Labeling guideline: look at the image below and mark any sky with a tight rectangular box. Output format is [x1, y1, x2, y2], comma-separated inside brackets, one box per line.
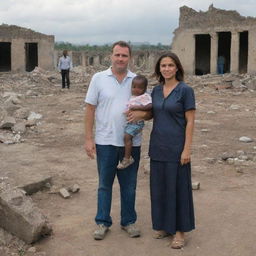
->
[0, 0, 255, 45]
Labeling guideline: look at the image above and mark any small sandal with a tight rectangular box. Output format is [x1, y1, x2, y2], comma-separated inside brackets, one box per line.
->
[153, 230, 170, 239]
[171, 237, 185, 249]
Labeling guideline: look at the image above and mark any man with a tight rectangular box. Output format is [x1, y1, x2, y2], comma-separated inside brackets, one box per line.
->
[84, 41, 141, 240]
[58, 50, 72, 89]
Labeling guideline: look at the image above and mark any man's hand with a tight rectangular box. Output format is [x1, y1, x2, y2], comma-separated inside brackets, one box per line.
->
[84, 138, 96, 159]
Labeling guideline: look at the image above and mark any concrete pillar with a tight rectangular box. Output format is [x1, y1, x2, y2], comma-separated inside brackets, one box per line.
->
[12, 39, 25, 72]
[248, 29, 256, 74]
[230, 31, 239, 73]
[81, 52, 87, 66]
[210, 33, 218, 74]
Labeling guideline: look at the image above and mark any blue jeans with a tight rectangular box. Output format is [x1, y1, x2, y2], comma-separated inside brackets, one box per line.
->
[95, 144, 141, 227]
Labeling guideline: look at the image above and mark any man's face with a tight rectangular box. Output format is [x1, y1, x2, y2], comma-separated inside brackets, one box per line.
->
[111, 45, 130, 73]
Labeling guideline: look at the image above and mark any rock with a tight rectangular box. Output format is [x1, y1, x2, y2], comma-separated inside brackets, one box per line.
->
[232, 79, 242, 88]
[3, 101, 20, 115]
[20, 176, 52, 195]
[230, 104, 240, 110]
[4, 95, 21, 105]
[192, 182, 200, 190]
[239, 136, 253, 143]
[27, 112, 42, 121]
[227, 158, 235, 164]
[0, 188, 52, 244]
[221, 152, 236, 161]
[0, 133, 21, 144]
[27, 247, 37, 253]
[14, 108, 30, 120]
[59, 188, 70, 199]
[0, 116, 16, 129]
[201, 129, 209, 133]
[12, 122, 26, 134]
[25, 119, 37, 127]
[69, 184, 80, 193]
[205, 157, 217, 164]
[238, 155, 249, 161]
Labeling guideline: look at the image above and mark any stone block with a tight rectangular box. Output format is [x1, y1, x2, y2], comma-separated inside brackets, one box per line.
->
[59, 188, 70, 199]
[0, 188, 52, 244]
[192, 182, 200, 190]
[20, 176, 52, 195]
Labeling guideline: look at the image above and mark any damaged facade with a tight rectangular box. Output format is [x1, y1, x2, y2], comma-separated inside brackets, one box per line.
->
[55, 49, 163, 72]
[172, 5, 256, 75]
[0, 24, 54, 72]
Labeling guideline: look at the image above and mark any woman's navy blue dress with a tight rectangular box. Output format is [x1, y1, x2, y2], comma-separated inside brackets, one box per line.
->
[149, 82, 196, 234]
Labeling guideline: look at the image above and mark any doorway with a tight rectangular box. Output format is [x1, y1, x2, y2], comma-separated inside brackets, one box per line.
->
[25, 43, 38, 72]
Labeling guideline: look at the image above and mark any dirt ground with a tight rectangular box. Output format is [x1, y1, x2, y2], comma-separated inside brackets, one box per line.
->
[1, 74, 256, 256]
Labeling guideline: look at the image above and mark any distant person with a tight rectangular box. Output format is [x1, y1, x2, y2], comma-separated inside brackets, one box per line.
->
[117, 75, 152, 169]
[217, 55, 225, 74]
[84, 41, 141, 240]
[58, 50, 72, 89]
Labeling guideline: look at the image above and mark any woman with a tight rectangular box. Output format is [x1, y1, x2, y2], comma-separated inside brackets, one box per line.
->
[149, 52, 196, 249]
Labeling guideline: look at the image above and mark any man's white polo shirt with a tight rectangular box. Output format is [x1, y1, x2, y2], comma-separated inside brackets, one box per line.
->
[85, 68, 141, 147]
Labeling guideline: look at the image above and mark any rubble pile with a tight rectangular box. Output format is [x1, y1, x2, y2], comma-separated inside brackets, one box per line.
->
[185, 73, 256, 91]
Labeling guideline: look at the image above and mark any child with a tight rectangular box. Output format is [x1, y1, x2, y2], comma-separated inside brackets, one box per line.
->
[117, 75, 152, 169]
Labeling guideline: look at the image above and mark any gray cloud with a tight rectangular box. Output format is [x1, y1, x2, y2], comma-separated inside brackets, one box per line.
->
[0, 0, 255, 44]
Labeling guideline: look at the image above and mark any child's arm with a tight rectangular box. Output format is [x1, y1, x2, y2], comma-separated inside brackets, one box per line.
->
[129, 103, 152, 111]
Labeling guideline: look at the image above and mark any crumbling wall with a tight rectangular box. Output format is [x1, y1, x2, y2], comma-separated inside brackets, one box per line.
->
[0, 24, 55, 72]
[172, 5, 256, 75]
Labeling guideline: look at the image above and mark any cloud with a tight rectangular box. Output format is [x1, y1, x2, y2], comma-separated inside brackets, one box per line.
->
[0, 0, 255, 44]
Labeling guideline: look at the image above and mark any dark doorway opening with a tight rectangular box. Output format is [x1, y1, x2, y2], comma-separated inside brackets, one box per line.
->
[195, 34, 211, 75]
[0, 42, 11, 71]
[239, 31, 248, 73]
[25, 43, 38, 72]
[217, 32, 231, 74]
[88, 56, 94, 65]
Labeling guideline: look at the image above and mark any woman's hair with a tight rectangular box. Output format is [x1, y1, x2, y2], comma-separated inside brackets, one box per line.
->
[154, 52, 184, 83]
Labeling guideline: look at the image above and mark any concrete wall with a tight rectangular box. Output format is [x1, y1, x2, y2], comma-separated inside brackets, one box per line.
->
[172, 5, 256, 75]
[54, 50, 166, 72]
[0, 24, 55, 72]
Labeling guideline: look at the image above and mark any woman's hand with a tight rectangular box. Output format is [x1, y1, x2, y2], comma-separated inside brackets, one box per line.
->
[180, 149, 191, 165]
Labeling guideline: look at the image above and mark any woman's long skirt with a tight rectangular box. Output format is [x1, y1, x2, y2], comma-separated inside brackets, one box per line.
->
[150, 160, 195, 234]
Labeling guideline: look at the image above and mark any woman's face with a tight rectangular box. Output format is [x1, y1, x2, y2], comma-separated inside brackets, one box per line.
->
[159, 57, 178, 80]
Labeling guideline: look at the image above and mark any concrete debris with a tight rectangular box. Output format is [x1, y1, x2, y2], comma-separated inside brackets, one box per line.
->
[20, 176, 52, 195]
[0, 132, 21, 144]
[27, 112, 42, 121]
[68, 184, 80, 193]
[12, 122, 26, 134]
[0, 116, 16, 129]
[192, 182, 200, 190]
[0, 187, 52, 244]
[59, 188, 71, 199]
[239, 136, 253, 143]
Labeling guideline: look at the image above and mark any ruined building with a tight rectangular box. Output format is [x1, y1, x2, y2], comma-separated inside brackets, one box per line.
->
[0, 24, 54, 72]
[172, 5, 256, 75]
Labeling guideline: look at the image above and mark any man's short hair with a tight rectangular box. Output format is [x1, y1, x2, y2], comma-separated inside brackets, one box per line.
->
[112, 41, 132, 56]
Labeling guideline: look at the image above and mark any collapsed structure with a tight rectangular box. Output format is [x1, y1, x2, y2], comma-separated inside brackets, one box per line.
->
[0, 24, 54, 72]
[172, 5, 256, 75]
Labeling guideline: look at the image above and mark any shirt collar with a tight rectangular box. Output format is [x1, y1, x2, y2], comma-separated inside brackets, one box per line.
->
[107, 67, 133, 78]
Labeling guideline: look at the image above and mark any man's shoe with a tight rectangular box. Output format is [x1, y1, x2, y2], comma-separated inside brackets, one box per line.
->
[93, 224, 109, 240]
[121, 223, 140, 238]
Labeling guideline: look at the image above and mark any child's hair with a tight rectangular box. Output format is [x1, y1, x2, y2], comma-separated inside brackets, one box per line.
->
[132, 75, 148, 89]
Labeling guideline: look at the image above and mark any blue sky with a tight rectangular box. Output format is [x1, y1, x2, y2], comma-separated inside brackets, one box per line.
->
[1, 0, 255, 45]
